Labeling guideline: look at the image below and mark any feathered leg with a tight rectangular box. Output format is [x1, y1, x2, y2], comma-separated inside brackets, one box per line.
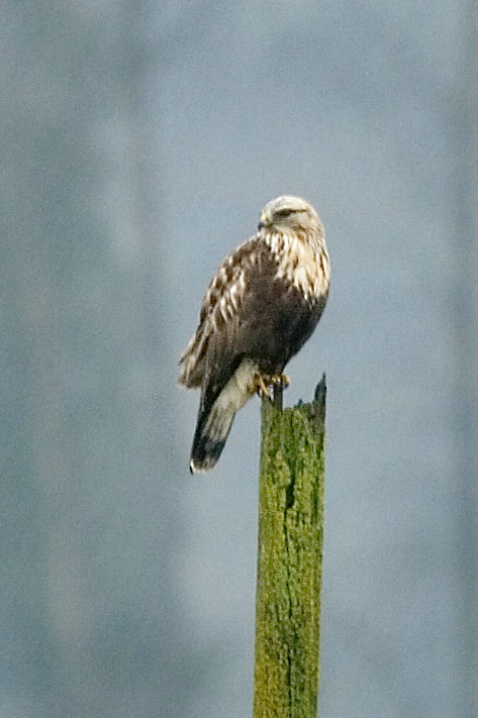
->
[189, 359, 258, 473]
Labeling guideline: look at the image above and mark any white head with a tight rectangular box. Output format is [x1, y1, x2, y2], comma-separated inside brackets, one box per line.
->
[258, 195, 324, 237]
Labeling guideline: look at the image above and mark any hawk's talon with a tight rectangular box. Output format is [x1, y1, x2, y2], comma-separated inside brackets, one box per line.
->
[270, 373, 290, 388]
[253, 373, 290, 399]
[253, 374, 271, 399]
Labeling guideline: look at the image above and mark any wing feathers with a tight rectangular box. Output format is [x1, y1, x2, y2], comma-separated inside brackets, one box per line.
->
[178, 237, 258, 389]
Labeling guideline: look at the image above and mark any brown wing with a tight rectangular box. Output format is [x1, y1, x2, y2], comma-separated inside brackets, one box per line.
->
[179, 235, 263, 390]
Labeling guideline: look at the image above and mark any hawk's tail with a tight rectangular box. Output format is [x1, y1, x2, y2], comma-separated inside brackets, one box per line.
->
[189, 397, 237, 474]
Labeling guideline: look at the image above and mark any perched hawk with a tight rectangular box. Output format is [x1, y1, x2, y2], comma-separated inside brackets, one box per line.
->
[179, 195, 330, 473]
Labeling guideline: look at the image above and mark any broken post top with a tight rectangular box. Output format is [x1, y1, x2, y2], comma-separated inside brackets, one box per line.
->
[270, 373, 327, 424]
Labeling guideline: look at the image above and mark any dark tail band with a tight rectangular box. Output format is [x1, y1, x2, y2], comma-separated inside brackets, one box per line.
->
[189, 399, 237, 474]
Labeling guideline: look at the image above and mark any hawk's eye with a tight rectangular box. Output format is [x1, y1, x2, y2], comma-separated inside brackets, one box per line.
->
[275, 208, 294, 218]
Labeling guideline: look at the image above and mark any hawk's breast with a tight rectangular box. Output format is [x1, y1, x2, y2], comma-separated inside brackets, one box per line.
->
[265, 231, 330, 302]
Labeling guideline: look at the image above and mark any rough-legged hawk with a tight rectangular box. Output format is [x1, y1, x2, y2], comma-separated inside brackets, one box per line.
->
[179, 195, 330, 473]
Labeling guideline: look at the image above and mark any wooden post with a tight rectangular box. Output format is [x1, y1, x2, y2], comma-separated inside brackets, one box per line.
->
[253, 376, 326, 718]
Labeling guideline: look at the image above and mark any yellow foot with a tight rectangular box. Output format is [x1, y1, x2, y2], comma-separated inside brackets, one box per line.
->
[270, 373, 291, 389]
[253, 373, 290, 399]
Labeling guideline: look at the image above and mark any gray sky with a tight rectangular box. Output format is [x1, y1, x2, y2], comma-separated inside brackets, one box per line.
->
[2, 2, 476, 717]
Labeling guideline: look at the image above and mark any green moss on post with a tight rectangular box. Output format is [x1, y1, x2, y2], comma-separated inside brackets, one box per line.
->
[253, 376, 326, 718]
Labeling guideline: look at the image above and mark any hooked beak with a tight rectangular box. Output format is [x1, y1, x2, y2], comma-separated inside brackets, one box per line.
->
[258, 210, 270, 230]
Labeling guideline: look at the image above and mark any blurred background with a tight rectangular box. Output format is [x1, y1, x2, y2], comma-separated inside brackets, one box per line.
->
[1, 1, 477, 716]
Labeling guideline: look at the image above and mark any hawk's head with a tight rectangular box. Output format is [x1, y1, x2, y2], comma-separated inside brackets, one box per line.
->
[258, 195, 323, 236]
